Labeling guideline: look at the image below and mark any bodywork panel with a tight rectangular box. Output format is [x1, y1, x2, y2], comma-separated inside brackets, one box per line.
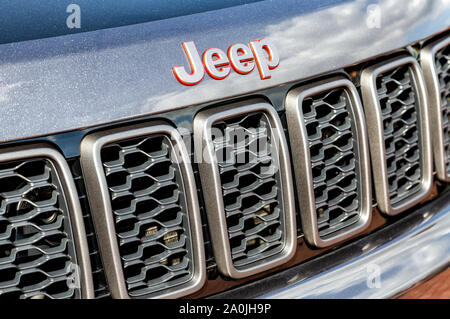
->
[0, 0, 449, 142]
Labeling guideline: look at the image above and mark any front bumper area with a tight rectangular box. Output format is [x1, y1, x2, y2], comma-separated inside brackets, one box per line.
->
[212, 189, 450, 298]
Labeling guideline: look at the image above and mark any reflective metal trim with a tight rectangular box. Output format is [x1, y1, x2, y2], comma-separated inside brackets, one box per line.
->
[360, 55, 433, 216]
[193, 99, 297, 279]
[213, 188, 450, 299]
[421, 36, 450, 182]
[0, 143, 95, 299]
[285, 77, 372, 248]
[79, 122, 206, 299]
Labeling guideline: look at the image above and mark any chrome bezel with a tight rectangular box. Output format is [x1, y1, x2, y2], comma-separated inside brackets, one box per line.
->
[0, 143, 95, 299]
[360, 55, 433, 216]
[285, 76, 372, 248]
[421, 36, 450, 182]
[80, 122, 206, 299]
[193, 99, 297, 279]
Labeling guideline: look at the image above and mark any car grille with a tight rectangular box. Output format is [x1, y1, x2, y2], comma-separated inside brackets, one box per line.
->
[194, 100, 297, 278]
[303, 88, 360, 236]
[421, 36, 450, 182]
[434, 45, 450, 173]
[361, 55, 432, 216]
[80, 122, 205, 299]
[2, 32, 447, 298]
[0, 156, 79, 298]
[376, 65, 423, 203]
[100, 134, 194, 297]
[285, 77, 372, 247]
[213, 112, 285, 266]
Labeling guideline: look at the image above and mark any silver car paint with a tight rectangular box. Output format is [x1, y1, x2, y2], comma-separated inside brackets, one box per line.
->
[0, 0, 449, 142]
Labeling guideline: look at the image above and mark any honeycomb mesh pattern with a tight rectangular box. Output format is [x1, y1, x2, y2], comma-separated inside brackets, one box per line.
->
[212, 112, 285, 268]
[376, 65, 422, 204]
[302, 88, 360, 237]
[435, 45, 450, 173]
[101, 134, 193, 298]
[0, 158, 79, 299]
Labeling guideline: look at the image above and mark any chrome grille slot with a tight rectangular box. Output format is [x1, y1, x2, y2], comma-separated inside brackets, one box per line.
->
[102, 135, 193, 297]
[80, 122, 205, 299]
[286, 77, 372, 248]
[303, 89, 360, 236]
[376, 65, 422, 203]
[361, 55, 432, 216]
[435, 45, 450, 173]
[194, 100, 296, 279]
[213, 113, 284, 267]
[421, 36, 450, 182]
[0, 145, 92, 299]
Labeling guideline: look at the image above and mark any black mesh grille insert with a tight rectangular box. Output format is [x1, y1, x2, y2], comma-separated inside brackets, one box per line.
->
[100, 134, 194, 297]
[212, 112, 285, 268]
[0, 158, 79, 299]
[376, 65, 422, 204]
[435, 45, 450, 173]
[301, 88, 360, 237]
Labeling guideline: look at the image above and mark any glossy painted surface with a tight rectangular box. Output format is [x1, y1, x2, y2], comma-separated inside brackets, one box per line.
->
[0, 0, 262, 44]
[213, 190, 450, 299]
[0, 0, 449, 142]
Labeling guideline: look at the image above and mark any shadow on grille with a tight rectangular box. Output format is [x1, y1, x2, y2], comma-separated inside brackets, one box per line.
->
[376, 65, 422, 204]
[435, 45, 450, 173]
[0, 158, 78, 299]
[101, 134, 193, 297]
[302, 88, 360, 237]
[212, 112, 284, 268]
[68, 159, 110, 298]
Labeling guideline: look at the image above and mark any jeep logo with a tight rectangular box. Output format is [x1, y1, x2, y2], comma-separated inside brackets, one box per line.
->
[172, 39, 280, 86]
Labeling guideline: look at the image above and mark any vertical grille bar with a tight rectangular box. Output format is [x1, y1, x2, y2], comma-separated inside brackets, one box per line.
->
[193, 99, 297, 279]
[80, 122, 205, 299]
[361, 55, 433, 216]
[285, 77, 372, 248]
[421, 36, 450, 182]
[68, 158, 110, 298]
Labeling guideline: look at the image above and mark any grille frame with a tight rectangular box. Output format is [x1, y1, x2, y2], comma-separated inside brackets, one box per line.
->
[0, 143, 94, 299]
[193, 99, 297, 279]
[79, 122, 206, 299]
[421, 36, 450, 182]
[360, 55, 433, 216]
[285, 76, 372, 248]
